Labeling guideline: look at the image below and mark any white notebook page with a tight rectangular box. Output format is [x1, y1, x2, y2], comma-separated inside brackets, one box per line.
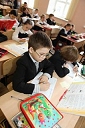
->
[32, 72, 57, 100]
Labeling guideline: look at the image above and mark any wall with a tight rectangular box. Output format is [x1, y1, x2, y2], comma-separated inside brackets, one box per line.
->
[71, 0, 85, 33]
[34, 0, 85, 33]
[34, 0, 49, 15]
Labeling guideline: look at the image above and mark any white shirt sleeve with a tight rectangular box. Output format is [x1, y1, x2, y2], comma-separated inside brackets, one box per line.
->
[12, 27, 20, 42]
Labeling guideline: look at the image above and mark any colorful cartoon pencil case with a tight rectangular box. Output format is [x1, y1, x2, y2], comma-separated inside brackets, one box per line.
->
[20, 93, 63, 128]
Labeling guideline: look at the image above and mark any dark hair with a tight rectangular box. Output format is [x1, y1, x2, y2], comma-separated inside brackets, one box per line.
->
[23, 19, 33, 25]
[22, 7, 29, 12]
[64, 23, 72, 28]
[28, 31, 52, 50]
[9, 10, 18, 17]
[24, 2, 27, 4]
[60, 46, 79, 62]
[49, 14, 54, 18]
[41, 14, 46, 19]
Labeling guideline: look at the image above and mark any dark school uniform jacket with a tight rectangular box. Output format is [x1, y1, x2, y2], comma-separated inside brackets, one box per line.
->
[49, 50, 78, 78]
[46, 18, 56, 25]
[12, 52, 54, 94]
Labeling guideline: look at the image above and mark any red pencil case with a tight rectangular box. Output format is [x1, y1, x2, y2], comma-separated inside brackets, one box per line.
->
[20, 93, 63, 128]
[0, 48, 8, 58]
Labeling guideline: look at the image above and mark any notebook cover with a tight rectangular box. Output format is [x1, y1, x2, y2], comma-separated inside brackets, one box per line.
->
[20, 93, 63, 128]
[0, 48, 8, 57]
[0, 19, 16, 30]
[11, 112, 31, 128]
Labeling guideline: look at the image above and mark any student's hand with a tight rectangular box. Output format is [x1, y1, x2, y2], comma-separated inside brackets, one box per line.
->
[73, 65, 78, 72]
[63, 63, 69, 68]
[39, 75, 49, 84]
[39, 82, 50, 91]
[19, 38, 26, 43]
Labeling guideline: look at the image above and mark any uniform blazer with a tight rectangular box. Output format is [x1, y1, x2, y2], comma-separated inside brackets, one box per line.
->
[12, 52, 54, 94]
[49, 50, 78, 77]
[52, 28, 71, 47]
[49, 50, 70, 77]
[46, 18, 56, 25]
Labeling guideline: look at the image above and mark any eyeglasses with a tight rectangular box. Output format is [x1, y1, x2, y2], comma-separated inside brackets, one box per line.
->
[35, 51, 49, 58]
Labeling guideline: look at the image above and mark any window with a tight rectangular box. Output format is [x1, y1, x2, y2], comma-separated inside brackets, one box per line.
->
[47, 0, 72, 19]
[22, 0, 35, 8]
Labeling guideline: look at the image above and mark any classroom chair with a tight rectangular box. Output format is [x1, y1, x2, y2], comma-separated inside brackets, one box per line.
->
[3, 29, 14, 40]
[2, 56, 21, 87]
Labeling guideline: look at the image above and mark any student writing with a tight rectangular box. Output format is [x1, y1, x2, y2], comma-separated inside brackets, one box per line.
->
[49, 46, 79, 78]
[12, 19, 33, 43]
[12, 31, 54, 94]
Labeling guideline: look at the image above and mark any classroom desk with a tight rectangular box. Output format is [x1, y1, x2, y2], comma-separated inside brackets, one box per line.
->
[0, 72, 80, 128]
[61, 35, 85, 49]
[44, 25, 61, 37]
[0, 40, 21, 78]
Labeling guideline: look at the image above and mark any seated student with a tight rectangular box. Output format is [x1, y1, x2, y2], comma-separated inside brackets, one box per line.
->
[46, 14, 56, 25]
[3, 10, 19, 29]
[52, 23, 72, 47]
[32, 8, 40, 19]
[36, 14, 48, 26]
[20, 7, 31, 18]
[69, 24, 78, 35]
[12, 31, 54, 94]
[49, 46, 79, 78]
[19, 2, 28, 12]
[12, 19, 33, 43]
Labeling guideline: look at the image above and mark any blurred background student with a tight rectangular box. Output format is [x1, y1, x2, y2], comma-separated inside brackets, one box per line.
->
[32, 8, 40, 19]
[12, 19, 33, 43]
[52, 23, 72, 47]
[3, 9, 19, 29]
[46, 14, 56, 25]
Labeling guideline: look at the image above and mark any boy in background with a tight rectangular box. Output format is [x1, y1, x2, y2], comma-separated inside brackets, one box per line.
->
[12, 31, 54, 94]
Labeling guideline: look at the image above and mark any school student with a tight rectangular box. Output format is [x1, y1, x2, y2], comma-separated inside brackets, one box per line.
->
[69, 24, 78, 35]
[12, 19, 33, 43]
[12, 31, 54, 94]
[20, 7, 31, 18]
[36, 14, 48, 26]
[46, 14, 56, 25]
[32, 9, 40, 19]
[52, 23, 72, 47]
[3, 10, 19, 29]
[49, 46, 79, 78]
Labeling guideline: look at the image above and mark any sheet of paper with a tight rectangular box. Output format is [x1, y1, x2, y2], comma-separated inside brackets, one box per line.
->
[4, 42, 28, 56]
[67, 63, 83, 78]
[60, 81, 70, 89]
[32, 72, 57, 100]
[57, 82, 85, 116]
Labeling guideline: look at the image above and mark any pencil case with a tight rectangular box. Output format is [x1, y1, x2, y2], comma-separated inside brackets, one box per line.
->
[20, 93, 63, 128]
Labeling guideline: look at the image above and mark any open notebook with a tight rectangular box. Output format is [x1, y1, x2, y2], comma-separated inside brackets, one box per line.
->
[4, 42, 28, 56]
[31, 72, 57, 100]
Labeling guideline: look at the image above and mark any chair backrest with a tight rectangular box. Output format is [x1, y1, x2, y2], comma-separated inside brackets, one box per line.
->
[3, 29, 14, 40]
[2, 56, 21, 76]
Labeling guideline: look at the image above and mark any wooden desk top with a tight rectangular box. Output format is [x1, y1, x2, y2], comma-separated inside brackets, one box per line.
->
[0, 40, 17, 62]
[0, 72, 80, 128]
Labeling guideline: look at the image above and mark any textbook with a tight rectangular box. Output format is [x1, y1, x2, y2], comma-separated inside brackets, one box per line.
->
[11, 112, 62, 128]
[57, 82, 85, 116]
[20, 93, 63, 128]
